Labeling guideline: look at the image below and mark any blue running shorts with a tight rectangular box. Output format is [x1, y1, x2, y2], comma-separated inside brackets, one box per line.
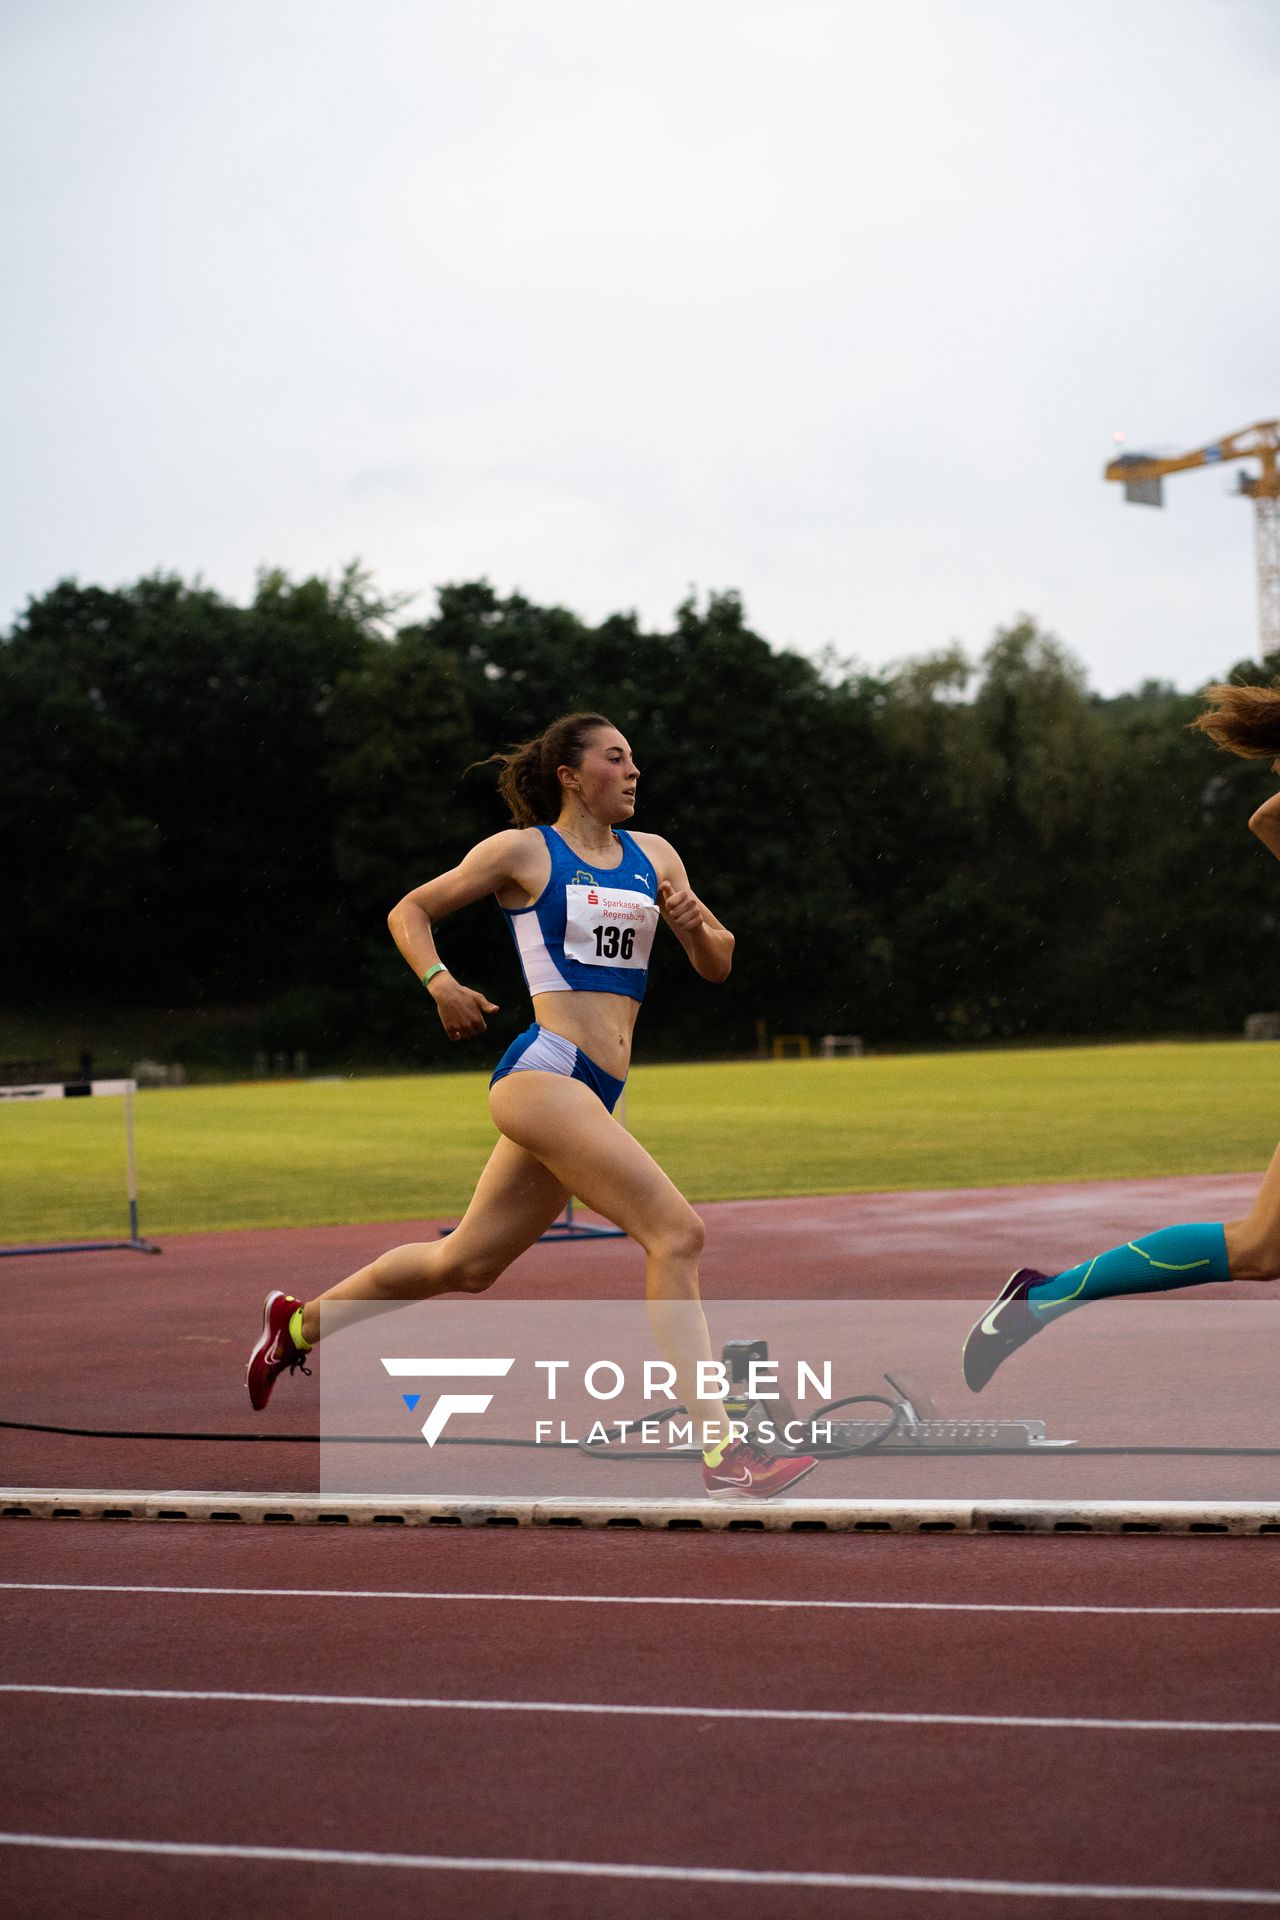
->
[489, 1023, 626, 1115]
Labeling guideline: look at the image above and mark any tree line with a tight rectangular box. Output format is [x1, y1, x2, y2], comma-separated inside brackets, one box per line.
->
[3, 565, 1277, 1068]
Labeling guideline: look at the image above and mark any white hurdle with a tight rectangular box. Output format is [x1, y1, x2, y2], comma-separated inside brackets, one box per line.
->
[0, 1078, 161, 1258]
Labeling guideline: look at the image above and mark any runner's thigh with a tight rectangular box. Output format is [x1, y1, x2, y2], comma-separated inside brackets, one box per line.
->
[489, 1072, 698, 1247]
[442, 1133, 571, 1284]
[1227, 1135, 1280, 1278]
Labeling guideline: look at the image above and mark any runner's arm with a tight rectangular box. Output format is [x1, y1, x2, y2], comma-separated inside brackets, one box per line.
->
[1248, 789, 1280, 864]
[640, 836, 734, 983]
[387, 831, 533, 1037]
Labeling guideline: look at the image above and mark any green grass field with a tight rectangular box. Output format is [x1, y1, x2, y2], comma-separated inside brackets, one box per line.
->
[2, 1042, 1276, 1242]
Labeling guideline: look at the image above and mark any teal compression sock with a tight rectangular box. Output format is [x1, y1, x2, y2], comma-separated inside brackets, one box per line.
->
[1027, 1223, 1230, 1322]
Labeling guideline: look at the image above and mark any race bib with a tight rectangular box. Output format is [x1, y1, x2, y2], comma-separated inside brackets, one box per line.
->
[564, 883, 659, 970]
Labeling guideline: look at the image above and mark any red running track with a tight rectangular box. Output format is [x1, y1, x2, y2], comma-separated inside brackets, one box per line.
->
[1, 1520, 1279, 1919]
[2, 1177, 1278, 1914]
[1, 1174, 1273, 1497]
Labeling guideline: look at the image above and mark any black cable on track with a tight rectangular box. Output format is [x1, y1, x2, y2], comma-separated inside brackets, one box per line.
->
[4, 1414, 1279, 1458]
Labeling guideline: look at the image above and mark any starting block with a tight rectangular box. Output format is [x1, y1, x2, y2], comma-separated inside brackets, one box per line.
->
[721, 1341, 1074, 1456]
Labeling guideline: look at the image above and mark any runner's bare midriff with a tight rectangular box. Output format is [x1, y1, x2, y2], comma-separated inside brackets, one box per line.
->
[531, 989, 639, 1080]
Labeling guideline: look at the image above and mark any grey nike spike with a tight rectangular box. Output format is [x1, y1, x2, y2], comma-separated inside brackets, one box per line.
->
[961, 1269, 1048, 1394]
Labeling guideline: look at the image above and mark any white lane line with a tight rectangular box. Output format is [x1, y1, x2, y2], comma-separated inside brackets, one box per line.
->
[1, 1581, 1277, 1616]
[0, 1832, 1276, 1904]
[1, 1682, 1276, 1736]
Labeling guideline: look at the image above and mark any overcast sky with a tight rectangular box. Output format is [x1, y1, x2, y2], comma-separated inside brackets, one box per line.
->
[2, 0, 1276, 694]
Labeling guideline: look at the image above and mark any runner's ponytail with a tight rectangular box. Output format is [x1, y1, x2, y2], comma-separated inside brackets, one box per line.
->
[472, 712, 616, 826]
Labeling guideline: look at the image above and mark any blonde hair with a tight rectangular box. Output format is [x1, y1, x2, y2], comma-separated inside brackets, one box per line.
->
[1190, 680, 1280, 760]
[472, 712, 616, 826]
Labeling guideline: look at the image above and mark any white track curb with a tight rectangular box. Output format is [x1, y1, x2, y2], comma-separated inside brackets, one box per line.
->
[2, 1489, 1279, 1533]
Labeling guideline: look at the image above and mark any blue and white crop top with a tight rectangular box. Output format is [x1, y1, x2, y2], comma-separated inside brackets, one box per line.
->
[502, 824, 661, 1003]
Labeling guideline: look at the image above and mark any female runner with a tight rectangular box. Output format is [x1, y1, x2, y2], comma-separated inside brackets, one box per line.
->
[963, 679, 1280, 1390]
[247, 710, 816, 1498]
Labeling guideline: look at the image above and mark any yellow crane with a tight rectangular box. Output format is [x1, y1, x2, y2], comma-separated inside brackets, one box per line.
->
[1103, 420, 1280, 661]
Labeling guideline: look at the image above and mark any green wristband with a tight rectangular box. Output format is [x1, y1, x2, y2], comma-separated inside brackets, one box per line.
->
[422, 964, 449, 990]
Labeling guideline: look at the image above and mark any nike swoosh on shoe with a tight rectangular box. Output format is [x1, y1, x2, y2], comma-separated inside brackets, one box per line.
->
[962, 1269, 1047, 1394]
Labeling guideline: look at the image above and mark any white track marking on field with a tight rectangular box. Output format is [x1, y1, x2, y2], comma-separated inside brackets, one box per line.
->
[1, 1682, 1276, 1736]
[1, 1580, 1278, 1615]
[0, 1833, 1276, 1905]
